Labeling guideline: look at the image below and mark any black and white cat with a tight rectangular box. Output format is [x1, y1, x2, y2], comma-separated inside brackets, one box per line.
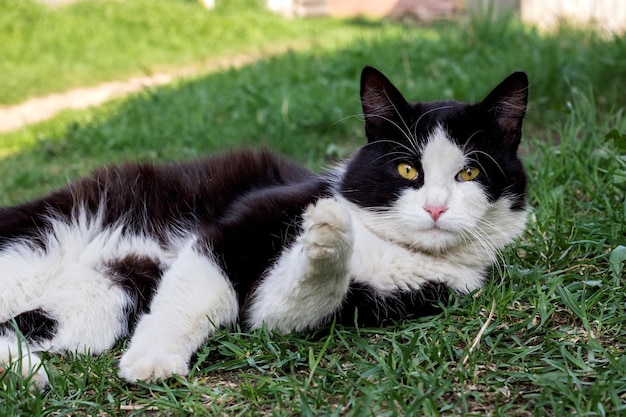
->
[0, 66, 528, 389]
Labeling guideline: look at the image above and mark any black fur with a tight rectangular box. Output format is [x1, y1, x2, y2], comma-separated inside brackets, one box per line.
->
[0, 309, 58, 344]
[335, 282, 450, 327]
[203, 177, 334, 307]
[106, 254, 165, 333]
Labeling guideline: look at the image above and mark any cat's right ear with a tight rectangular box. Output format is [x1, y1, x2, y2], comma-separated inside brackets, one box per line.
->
[480, 71, 529, 149]
[360, 66, 410, 142]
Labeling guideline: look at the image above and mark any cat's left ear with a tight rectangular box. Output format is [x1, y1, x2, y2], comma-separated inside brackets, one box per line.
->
[480, 71, 529, 148]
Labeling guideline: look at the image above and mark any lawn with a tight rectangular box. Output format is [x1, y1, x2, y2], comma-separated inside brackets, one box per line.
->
[1, 1, 626, 416]
[0, 0, 365, 105]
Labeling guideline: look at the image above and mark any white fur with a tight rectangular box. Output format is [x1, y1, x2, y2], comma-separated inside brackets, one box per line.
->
[0, 333, 48, 391]
[0, 207, 177, 385]
[245, 198, 353, 333]
[0, 206, 238, 385]
[118, 239, 238, 382]
[346, 205, 484, 293]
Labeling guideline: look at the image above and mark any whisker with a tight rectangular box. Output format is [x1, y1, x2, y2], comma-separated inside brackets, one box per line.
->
[360, 137, 420, 161]
[465, 149, 506, 178]
[363, 113, 415, 147]
[413, 105, 454, 135]
[330, 113, 363, 126]
[381, 88, 413, 144]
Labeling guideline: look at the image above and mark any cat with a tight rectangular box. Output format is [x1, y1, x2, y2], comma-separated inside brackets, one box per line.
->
[0, 66, 529, 390]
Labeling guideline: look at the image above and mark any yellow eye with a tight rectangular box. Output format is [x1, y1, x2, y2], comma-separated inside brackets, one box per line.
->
[397, 163, 419, 180]
[458, 166, 481, 181]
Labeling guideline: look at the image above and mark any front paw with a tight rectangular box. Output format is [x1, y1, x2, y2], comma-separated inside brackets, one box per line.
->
[118, 347, 188, 383]
[301, 198, 353, 261]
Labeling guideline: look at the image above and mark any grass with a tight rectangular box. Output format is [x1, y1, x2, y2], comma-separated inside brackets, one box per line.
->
[0, 0, 366, 105]
[1, 3, 626, 416]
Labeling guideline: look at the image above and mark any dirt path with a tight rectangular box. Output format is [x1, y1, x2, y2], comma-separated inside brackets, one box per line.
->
[0, 71, 188, 133]
[0, 47, 294, 133]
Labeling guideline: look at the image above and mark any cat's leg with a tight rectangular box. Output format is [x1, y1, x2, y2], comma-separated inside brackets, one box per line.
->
[0, 337, 47, 391]
[0, 269, 126, 391]
[0, 227, 137, 390]
[0, 311, 52, 391]
[245, 198, 353, 333]
[0, 283, 129, 391]
[118, 239, 238, 383]
[0, 244, 58, 390]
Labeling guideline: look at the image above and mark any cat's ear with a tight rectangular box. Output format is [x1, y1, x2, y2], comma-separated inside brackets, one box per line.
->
[480, 71, 528, 147]
[360, 66, 411, 142]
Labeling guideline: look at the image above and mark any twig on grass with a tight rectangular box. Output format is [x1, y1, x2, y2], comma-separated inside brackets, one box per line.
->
[462, 299, 497, 367]
[118, 405, 159, 412]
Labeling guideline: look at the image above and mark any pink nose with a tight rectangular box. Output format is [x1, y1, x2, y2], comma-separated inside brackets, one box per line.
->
[424, 205, 447, 221]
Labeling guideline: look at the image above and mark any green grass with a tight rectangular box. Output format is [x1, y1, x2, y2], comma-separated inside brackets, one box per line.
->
[1, 8, 626, 417]
[0, 0, 366, 105]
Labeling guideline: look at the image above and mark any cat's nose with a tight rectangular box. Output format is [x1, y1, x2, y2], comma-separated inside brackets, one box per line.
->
[424, 205, 447, 221]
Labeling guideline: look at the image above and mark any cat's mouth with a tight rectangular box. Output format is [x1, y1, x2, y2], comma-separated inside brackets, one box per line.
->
[424, 221, 453, 234]
[415, 224, 464, 253]
[425, 226, 451, 241]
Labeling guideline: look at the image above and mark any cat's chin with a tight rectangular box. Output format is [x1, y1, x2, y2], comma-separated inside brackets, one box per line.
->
[411, 227, 464, 254]
[374, 224, 463, 255]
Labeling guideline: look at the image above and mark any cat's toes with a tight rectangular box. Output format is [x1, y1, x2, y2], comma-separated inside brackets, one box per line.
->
[27, 364, 49, 392]
[304, 198, 352, 232]
[118, 348, 189, 383]
[302, 198, 353, 260]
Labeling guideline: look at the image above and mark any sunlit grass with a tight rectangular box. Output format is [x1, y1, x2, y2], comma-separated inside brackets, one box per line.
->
[0, 0, 370, 105]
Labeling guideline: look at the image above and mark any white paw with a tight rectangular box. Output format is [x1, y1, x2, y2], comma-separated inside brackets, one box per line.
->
[301, 198, 353, 260]
[118, 347, 189, 383]
[0, 352, 49, 391]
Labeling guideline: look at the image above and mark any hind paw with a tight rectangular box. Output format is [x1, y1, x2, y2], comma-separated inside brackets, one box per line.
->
[0, 353, 49, 391]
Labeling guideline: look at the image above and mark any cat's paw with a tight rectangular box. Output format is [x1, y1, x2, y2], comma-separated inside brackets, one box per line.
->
[118, 348, 188, 383]
[301, 198, 353, 261]
[0, 352, 49, 391]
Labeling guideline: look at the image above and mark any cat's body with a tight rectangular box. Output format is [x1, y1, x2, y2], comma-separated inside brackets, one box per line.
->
[0, 67, 529, 389]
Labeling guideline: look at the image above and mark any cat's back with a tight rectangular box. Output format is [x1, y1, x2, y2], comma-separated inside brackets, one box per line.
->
[76, 148, 315, 222]
[0, 149, 315, 245]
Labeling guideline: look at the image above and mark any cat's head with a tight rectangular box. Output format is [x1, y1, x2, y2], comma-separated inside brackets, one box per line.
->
[339, 66, 528, 259]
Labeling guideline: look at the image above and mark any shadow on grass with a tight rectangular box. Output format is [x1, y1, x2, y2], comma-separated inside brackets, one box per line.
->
[0, 20, 625, 204]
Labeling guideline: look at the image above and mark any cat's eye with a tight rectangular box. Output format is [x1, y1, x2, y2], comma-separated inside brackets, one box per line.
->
[457, 166, 481, 181]
[397, 163, 419, 180]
